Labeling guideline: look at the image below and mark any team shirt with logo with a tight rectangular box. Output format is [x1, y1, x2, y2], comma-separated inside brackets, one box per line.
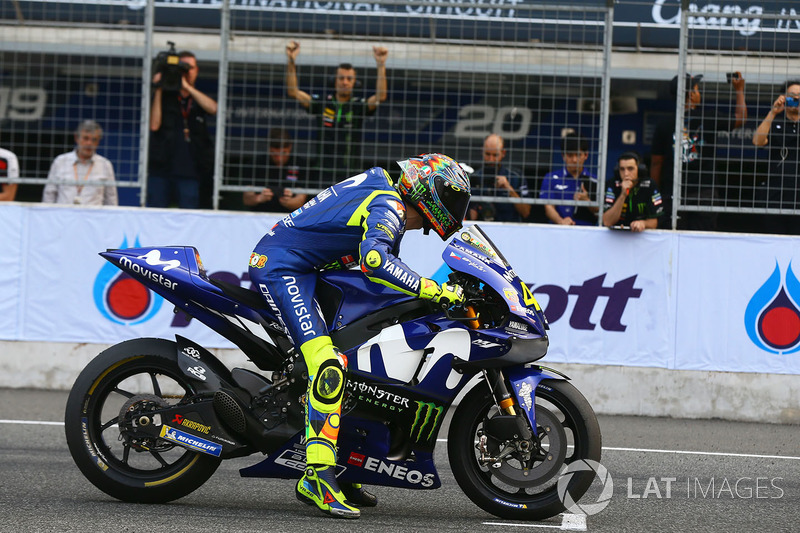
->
[604, 178, 664, 225]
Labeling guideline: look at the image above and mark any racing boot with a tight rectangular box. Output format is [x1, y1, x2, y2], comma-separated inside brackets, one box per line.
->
[341, 482, 378, 508]
[296, 464, 360, 519]
[296, 337, 359, 518]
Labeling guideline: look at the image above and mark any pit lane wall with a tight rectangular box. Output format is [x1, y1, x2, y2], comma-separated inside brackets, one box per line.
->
[1, 203, 798, 423]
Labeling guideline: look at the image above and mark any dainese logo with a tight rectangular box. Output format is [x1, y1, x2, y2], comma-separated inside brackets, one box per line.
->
[745, 262, 800, 354]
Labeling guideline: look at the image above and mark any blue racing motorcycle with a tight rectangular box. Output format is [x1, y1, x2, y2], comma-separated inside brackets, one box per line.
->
[65, 225, 601, 520]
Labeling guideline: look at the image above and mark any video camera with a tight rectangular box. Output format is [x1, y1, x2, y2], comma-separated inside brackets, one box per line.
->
[152, 41, 190, 92]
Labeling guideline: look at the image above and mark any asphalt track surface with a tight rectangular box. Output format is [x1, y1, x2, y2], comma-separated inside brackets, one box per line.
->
[1, 388, 798, 533]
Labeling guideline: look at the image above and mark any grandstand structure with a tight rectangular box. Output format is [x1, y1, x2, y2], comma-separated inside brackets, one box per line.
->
[1, 0, 799, 229]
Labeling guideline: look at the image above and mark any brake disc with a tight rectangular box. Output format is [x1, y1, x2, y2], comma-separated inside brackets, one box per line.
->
[488, 406, 568, 487]
[118, 394, 172, 451]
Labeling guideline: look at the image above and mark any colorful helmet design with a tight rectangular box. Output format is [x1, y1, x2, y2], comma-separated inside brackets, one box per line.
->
[396, 153, 471, 240]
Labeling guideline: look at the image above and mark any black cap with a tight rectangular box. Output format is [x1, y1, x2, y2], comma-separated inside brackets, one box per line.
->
[561, 132, 588, 154]
[670, 73, 703, 97]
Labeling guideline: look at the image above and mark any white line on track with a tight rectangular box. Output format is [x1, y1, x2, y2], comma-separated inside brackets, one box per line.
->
[0, 419, 64, 426]
[485, 514, 587, 530]
[435, 438, 800, 461]
[4, 421, 799, 462]
[602, 446, 800, 461]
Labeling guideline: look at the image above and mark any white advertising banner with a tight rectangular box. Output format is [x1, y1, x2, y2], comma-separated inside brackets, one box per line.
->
[675, 232, 800, 374]
[497, 225, 675, 369]
[0, 204, 23, 338]
[18, 205, 282, 347]
[2, 204, 799, 375]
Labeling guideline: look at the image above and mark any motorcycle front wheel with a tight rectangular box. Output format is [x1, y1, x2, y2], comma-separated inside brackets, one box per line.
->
[448, 378, 602, 520]
[64, 338, 221, 503]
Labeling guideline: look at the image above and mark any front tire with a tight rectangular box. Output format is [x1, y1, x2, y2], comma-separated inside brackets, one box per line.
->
[448, 378, 601, 520]
[64, 338, 221, 503]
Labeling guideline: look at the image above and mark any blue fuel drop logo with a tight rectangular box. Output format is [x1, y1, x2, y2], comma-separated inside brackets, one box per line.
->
[93, 236, 163, 325]
[745, 262, 800, 354]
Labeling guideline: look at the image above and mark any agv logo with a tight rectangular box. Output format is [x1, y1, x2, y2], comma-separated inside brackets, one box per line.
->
[745, 262, 800, 355]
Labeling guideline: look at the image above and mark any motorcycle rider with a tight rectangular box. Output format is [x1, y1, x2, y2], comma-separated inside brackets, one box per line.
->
[248, 153, 471, 518]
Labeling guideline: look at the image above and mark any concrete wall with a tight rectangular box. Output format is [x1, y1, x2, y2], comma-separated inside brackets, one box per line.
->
[4, 340, 797, 425]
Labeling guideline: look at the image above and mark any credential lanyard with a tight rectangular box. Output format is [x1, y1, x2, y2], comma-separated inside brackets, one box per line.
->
[73, 160, 95, 196]
[180, 94, 193, 141]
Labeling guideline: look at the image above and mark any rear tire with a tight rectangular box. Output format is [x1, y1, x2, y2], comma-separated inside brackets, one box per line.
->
[448, 378, 601, 520]
[64, 338, 221, 503]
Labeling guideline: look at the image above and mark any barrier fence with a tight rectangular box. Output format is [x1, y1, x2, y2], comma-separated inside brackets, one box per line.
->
[1, 0, 800, 231]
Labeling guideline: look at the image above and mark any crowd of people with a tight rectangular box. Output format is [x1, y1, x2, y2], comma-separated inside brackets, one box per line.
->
[2, 44, 798, 521]
[1, 44, 798, 235]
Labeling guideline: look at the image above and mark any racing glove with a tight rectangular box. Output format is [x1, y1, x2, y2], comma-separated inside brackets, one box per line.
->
[419, 277, 465, 306]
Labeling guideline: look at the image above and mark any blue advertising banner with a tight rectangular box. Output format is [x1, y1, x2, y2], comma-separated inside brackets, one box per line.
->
[4, 0, 800, 51]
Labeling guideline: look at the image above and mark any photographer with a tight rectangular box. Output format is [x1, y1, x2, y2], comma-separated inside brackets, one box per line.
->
[650, 71, 747, 231]
[148, 46, 217, 209]
[752, 80, 800, 235]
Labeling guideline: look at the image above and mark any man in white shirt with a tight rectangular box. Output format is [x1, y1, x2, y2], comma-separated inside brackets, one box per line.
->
[42, 120, 118, 206]
[0, 147, 19, 201]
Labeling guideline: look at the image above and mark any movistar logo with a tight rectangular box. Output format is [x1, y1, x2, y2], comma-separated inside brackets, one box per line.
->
[411, 401, 443, 443]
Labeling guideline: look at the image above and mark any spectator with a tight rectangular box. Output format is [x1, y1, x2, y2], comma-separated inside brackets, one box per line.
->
[148, 50, 216, 209]
[42, 120, 118, 206]
[603, 152, 663, 232]
[285, 40, 388, 182]
[650, 71, 747, 230]
[242, 128, 308, 213]
[0, 147, 19, 201]
[468, 133, 530, 222]
[540, 132, 598, 225]
[752, 79, 800, 235]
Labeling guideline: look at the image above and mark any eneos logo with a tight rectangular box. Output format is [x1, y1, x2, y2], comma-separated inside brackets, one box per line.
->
[93, 236, 163, 325]
[745, 262, 800, 355]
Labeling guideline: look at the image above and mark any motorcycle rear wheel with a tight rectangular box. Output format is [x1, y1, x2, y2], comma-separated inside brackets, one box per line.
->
[64, 338, 221, 503]
[448, 378, 602, 520]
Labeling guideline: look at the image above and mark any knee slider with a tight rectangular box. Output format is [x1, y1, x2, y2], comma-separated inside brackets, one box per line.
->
[311, 359, 345, 407]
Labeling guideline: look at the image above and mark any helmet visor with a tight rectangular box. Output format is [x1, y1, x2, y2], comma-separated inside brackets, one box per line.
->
[433, 178, 470, 239]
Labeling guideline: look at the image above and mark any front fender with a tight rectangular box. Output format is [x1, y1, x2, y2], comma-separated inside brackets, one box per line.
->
[507, 365, 570, 436]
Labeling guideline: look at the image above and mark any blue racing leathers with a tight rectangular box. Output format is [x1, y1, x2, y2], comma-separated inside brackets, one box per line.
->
[248, 167, 424, 467]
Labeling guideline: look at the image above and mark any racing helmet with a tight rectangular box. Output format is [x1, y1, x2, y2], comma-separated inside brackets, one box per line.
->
[396, 153, 471, 240]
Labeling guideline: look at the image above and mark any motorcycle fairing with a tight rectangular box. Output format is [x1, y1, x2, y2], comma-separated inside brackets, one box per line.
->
[444, 226, 548, 336]
[317, 269, 419, 332]
[350, 323, 473, 390]
[239, 420, 442, 490]
[100, 247, 287, 369]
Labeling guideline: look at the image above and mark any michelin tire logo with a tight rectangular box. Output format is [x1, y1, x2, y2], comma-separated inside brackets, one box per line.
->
[159, 425, 222, 457]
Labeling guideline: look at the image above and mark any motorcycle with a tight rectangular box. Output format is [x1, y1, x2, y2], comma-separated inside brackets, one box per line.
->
[65, 224, 601, 521]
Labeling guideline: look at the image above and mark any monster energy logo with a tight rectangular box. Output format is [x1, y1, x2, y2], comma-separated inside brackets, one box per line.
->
[411, 401, 444, 442]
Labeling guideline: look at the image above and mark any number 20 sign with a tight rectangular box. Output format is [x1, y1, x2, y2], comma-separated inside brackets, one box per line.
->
[453, 105, 532, 140]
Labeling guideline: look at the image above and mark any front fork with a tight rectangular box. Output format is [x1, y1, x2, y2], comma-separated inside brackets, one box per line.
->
[483, 368, 533, 440]
[477, 366, 569, 469]
[476, 368, 536, 470]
